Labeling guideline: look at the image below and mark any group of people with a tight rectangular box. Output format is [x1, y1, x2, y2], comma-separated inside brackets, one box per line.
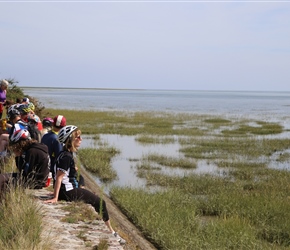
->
[0, 81, 126, 245]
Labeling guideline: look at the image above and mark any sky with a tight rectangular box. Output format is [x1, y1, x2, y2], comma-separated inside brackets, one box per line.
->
[0, 1, 290, 91]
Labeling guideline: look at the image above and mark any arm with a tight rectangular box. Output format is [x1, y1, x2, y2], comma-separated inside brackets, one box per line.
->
[44, 170, 65, 204]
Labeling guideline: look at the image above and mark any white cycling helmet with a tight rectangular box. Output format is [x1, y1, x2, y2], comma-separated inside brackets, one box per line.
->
[58, 125, 78, 143]
[10, 129, 31, 144]
[7, 104, 20, 119]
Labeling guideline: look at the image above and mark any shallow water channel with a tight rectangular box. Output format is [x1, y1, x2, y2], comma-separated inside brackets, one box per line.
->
[80, 130, 290, 195]
[81, 134, 219, 193]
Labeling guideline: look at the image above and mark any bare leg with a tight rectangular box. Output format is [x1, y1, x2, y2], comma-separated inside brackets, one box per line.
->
[104, 219, 114, 233]
[105, 219, 126, 244]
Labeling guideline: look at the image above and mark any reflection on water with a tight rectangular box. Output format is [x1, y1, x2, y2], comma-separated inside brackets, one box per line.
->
[81, 133, 290, 194]
[81, 134, 179, 190]
[81, 134, 222, 193]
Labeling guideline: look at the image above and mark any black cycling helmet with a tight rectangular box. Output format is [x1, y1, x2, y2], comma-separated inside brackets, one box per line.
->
[42, 117, 54, 128]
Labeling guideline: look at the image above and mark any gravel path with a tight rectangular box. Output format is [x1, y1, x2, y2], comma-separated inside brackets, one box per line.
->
[30, 188, 124, 250]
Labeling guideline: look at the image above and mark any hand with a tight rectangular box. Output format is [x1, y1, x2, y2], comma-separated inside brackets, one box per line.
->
[44, 197, 58, 204]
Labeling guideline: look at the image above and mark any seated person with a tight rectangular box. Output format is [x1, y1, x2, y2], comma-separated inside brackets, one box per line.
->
[0, 129, 50, 192]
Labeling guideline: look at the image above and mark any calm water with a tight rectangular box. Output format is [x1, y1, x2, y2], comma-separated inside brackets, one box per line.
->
[23, 87, 290, 122]
[22, 88, 290, 191]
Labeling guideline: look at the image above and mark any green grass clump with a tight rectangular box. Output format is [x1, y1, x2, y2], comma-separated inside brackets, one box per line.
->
[135, 135, 175, 144]
[0, 185, 50, 250]
[78, 147, 119, 182]
[277, 152, 290, 162]
[222, 121, 283, 136]
[143, 153, 197, 169]
[180, 137, 290, 160]
[204, 118, 231, 123]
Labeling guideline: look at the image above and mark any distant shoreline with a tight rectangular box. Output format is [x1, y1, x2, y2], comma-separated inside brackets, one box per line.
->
[19, 86, 290, 94]
[20, 86, 148, 91]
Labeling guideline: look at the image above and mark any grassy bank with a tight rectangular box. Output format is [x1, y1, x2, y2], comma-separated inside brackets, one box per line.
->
[0, 185, 50, 250]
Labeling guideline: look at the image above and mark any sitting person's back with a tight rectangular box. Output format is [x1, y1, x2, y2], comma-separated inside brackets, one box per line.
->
[27, 114, 42, 142]
[0, 104, 26, 156]
[41, 117, 54, 136]
[41, 115, 66, 180]
[0, 129, 50, 192]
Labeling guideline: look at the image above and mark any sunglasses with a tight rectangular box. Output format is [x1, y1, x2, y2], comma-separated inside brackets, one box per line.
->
[75, 135, 82, 140]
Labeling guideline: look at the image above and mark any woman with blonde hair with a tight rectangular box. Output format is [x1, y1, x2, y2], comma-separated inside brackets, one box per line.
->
[44, 125, 126, 245]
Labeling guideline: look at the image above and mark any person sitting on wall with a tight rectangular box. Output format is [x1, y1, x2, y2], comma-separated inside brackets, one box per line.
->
[0, 129, 50, 193]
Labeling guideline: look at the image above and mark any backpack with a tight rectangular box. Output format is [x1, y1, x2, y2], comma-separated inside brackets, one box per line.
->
[17, 120, 41, 142]
[27, 123, 41, 142]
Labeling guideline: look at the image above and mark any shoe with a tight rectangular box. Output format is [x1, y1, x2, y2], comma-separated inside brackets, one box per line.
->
[113, 232, 126, 245]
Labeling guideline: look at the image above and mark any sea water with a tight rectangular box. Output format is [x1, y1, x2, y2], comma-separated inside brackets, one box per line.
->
[23, 87, 290, 121]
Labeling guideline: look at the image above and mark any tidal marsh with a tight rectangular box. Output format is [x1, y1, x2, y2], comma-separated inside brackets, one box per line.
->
[43, 109, 290, 249]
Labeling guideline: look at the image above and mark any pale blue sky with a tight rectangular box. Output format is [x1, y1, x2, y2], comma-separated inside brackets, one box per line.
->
[0, 1, 289, 91]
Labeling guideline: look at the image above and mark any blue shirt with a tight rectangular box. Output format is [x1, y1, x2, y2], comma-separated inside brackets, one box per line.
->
[41, 130, 63, 175]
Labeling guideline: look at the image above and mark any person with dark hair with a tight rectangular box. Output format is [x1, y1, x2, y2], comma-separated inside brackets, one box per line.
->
[27, 114, 42, 142]
[0, 104, 26, 156]
[41, 117, 54, 136]
[16, 98, 22, 104]
[44, 125, 126, 245]
[17, 103, 32, 123]
[0, 129, 50, 192]
[41, 115, 66, 181]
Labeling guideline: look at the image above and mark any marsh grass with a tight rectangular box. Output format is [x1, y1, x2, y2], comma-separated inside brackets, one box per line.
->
[78, 147, 119, 182]
[180, 137, 290, 160]
[0, 185, 50, 250]
[44, 109, 225, 136]
[111, 187, 276, 250]
[204, 118, 232, 124]
[135, 135, 175, 144]
[222, 122, 283, 136]
[111, 168, 290, 249]
[143, 153, 197, 169]
[111, 188, 199, 249]
[277, 152, 290, 162]
[43, 109, 290, 249]
[216, 161, 267, 169]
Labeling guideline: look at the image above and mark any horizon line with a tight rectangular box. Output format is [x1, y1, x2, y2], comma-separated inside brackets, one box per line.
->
[19, 86, 290, 93]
